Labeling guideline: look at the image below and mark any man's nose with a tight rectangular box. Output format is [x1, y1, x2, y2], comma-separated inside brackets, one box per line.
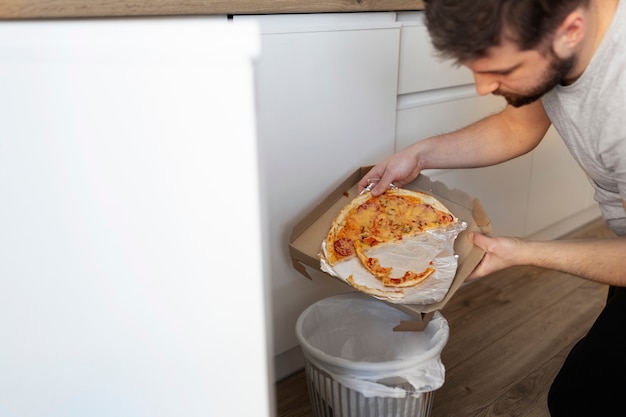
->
[473, 73, 500, 96]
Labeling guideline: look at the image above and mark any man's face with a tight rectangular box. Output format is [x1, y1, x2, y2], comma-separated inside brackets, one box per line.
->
[493, 48, 576, 107]
[465, 38, 576, 107]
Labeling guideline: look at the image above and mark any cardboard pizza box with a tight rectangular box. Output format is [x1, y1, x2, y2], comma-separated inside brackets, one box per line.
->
[289, 167, 492, 331]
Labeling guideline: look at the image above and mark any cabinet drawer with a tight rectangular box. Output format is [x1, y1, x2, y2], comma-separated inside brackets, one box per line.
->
[397, 13, 474, 94]
[395, 92, 505, 150]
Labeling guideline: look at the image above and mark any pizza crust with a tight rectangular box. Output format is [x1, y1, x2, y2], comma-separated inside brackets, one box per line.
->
[346, 275, 404, 301]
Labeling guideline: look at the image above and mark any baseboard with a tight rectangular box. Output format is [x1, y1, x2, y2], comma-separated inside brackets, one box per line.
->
[274, 345, 305, 382]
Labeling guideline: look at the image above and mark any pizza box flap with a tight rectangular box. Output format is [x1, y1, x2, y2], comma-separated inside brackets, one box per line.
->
[289, 167, 492, 318]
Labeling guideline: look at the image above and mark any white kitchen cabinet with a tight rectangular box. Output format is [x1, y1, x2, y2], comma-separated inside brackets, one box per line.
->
[396, 91, 532, 237]
[234, 13, 401, 378]
[526, 126, 599, 238]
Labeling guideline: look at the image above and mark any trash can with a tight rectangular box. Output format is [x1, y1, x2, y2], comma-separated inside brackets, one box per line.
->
[295, 292, 449, 417]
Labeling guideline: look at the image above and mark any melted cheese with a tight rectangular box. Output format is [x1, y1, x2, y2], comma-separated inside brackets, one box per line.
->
[335, 193, 454, 262]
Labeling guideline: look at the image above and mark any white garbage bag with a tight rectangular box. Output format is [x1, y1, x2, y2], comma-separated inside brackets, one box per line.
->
[296, 292, 449, 398]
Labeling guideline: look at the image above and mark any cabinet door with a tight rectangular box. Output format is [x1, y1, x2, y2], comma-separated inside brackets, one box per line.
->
[234, 14, 400, 366]
[396, 92, 531, 237]
[526, 126, 598, 236]
[428, 160, 533, 238]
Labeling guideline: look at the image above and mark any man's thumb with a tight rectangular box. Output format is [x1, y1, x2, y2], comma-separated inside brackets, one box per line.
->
[469, 232, 488, 249]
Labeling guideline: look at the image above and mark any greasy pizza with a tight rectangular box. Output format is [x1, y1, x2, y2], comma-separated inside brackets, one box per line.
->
[324, 188, 456, 288]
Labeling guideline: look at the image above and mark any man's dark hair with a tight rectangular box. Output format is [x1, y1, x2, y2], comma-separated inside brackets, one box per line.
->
[424, 0, 591, 63]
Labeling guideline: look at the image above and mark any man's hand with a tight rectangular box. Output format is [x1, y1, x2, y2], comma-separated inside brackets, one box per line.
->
[466, 233, 527, 281]
[358, 148, 422, 196]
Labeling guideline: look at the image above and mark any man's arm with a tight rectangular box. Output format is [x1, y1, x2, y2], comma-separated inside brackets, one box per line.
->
[467, 199, 626, 286]
[468, 230, 626, 287]
[360, 100, 552, 195]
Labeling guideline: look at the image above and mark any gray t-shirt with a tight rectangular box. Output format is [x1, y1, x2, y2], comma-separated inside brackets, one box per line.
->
[542, 0, 626, 236]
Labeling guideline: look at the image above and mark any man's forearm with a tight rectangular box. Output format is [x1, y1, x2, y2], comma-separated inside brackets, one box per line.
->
[522, 238, 626, 287]
[418, 102, 550, 170]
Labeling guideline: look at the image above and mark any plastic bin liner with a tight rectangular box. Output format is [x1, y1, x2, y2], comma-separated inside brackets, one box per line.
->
[296, 292, 449, 398]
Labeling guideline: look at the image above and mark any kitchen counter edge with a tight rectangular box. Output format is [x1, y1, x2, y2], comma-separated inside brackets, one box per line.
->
[0, 0, 425, 20]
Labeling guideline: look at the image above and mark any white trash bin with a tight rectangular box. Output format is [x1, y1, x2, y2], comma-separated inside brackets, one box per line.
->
[295, 292, 449, 417]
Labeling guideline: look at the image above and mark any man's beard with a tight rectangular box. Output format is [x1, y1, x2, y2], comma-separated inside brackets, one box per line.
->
[494, 49, 576, 107]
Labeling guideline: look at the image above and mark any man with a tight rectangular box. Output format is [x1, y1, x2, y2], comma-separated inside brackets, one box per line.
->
[358, 0, 625, 415]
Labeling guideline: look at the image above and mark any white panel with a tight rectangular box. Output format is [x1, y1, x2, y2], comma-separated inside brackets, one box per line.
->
[234, 15, 400, 360]
[397, 15, 474, 95]
[526, 126, 598, 235]
[0, 19, 271, 417]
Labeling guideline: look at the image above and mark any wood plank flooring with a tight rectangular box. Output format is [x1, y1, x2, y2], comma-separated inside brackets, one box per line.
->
[275, 218, 615, 417]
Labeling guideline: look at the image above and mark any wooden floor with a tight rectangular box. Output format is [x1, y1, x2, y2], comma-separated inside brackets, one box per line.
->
[275, 218, 615, 417]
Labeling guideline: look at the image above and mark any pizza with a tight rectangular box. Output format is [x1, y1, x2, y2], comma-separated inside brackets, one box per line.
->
[323, 188, 457, 288]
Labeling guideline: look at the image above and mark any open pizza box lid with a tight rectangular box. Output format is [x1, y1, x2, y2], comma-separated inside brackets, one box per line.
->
[289, 167, 492, 331]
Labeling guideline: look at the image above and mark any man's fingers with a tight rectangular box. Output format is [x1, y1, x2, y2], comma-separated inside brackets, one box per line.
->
[465, 232, 490, 281]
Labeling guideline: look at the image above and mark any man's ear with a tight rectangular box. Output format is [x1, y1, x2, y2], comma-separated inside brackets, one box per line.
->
[552, 9, 586, 56]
